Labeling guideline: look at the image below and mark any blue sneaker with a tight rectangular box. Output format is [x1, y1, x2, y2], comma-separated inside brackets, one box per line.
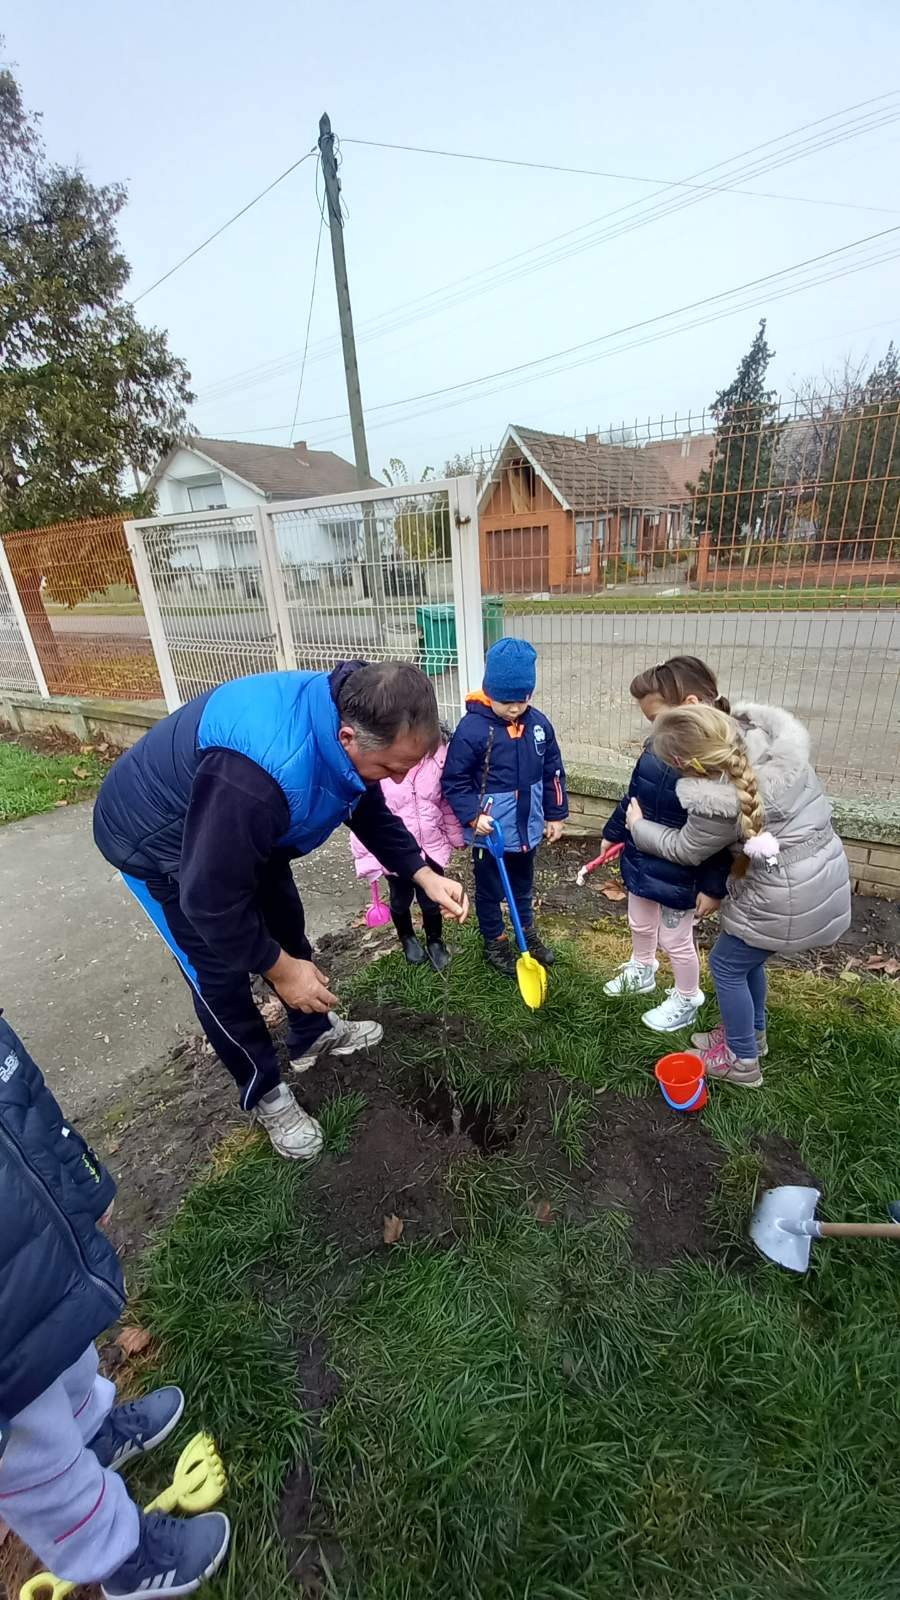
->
[101, 1510, 231, 1598]
[89, 1386, 185, 1470]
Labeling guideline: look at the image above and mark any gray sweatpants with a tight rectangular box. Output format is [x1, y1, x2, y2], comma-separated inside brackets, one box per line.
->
[0, 1344, 140, 1584]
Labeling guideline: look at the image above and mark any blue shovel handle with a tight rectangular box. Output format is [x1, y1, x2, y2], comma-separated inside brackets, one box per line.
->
[478, 818, 529, 956]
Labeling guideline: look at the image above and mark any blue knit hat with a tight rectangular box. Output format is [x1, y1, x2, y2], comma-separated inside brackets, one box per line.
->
[483, 637, 537, 701]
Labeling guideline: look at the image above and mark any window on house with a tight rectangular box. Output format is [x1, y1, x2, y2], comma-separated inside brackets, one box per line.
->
[575, 518, 594, 574]
[186, 476, 226, 511]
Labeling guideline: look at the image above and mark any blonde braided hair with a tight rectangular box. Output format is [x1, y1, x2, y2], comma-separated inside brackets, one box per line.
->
[650, 705, 767, 877]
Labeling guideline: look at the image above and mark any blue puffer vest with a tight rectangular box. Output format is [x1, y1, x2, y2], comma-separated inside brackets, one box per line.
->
[93, 670, 367, 878]
[0, 1017, 123, 1429]
[603, 745, 731, 909]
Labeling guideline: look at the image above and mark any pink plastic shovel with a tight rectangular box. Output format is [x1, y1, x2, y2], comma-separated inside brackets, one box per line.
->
[366, 878, 392, 928]
[576, 841, 624, 886]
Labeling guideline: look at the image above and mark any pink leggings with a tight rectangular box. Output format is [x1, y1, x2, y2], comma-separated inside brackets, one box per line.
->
[628, 894, 700, 995]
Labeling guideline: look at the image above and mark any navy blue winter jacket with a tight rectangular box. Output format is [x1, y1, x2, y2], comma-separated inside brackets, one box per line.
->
[442, 694, 568, 852]
[603, 745, 731, 909]
[93, 664, 427, 974]
[0, 1017, 124, 1433]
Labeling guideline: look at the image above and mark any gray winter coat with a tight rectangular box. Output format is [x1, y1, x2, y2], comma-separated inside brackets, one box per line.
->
[629, 703, 851, 954]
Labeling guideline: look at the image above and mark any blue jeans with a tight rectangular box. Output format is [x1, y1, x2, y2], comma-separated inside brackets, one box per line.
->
[473, 847, 535, 942]
[709, 932, 771, 1060]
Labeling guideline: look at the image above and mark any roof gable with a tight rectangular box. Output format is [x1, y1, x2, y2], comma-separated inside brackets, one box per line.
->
[480, 425, 683, 512]
[152, 436, 381, 501]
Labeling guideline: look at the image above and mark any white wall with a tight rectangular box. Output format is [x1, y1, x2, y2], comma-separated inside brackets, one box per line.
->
[153, 448, 265, 515]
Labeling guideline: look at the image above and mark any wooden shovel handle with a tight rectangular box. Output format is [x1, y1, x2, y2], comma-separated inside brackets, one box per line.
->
[818, 1222, 900, 1239]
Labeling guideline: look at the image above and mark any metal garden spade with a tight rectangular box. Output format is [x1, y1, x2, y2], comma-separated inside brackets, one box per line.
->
[750, 1186, 900, 1273]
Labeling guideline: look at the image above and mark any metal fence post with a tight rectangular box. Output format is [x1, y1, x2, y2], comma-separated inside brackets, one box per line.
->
[253, 507, 297, 672]
[125, 519, 182, 711]
[0, 535, 50, 698]
[448, 474, 484, 713]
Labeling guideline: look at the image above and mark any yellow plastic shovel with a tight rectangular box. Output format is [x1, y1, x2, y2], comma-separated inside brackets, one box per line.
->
[479, 818, 547, 1010]
[20, 1434, 226, 1600]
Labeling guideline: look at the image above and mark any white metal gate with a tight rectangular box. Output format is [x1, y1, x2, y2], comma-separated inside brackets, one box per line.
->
[125, 477, 484, 725]
[0, 538, 48, 696]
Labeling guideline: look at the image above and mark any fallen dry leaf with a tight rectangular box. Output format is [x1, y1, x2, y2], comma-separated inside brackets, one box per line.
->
[116, 1325, 152, 1357]
[534, 1199, 553, 1225]
[599, 881, 627, 902]
[382, 1214, 404, 1246]
[73, 765, 89, 779]
[54, 799, 68, 807]
[882, 958, 900, 977]
[865, 955, 887, 971]
[258, 997, 284, 1025]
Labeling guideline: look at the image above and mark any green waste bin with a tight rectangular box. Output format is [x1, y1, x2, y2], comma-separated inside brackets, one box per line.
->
[417, 598, 506, 677]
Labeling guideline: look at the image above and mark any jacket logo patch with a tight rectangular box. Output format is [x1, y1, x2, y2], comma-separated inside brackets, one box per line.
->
[0, 1051, 19, 1083]
[533, 725, 546, 750]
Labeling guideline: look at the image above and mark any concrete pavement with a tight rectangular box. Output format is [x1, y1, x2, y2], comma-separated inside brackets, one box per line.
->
[0, 800, 364, 1115]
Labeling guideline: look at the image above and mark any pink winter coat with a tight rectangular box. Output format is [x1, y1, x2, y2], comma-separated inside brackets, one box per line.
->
[350, 745, 465, 881]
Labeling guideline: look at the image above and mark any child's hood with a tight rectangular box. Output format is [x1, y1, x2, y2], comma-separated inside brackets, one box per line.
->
[673, 701, 813, 819]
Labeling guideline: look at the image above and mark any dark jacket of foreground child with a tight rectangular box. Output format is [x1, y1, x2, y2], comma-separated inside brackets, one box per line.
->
[442, 694, 568, 851]
[0, 1015, 124, 1444]
[603, 745, 732, 909]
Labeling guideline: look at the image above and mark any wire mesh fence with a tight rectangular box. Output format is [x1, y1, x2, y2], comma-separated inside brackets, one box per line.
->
[0, 517, 162, 703]
[468, 393, 900, 797]
[127, 479, 484, 731]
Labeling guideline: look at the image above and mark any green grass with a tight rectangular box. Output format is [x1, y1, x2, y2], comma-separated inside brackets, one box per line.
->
[0, 738, 107, 823]
[505, 585, 900, 615]
[129, 926, 900, 1599]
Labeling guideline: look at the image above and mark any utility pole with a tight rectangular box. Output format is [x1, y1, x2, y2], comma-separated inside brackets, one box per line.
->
[318, 112, 384, 639]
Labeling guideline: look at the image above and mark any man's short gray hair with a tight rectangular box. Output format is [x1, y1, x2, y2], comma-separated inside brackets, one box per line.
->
[336, 661, 440, 752]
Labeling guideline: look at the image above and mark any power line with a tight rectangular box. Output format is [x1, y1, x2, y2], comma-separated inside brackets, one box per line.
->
[132, 148, 317, 304]
[342, 133, 900, 217]
[204, 223, 900, 438]
[306, 245, 900, 446]
[288, 200, 325, 444]
[195, 94, 900, 405]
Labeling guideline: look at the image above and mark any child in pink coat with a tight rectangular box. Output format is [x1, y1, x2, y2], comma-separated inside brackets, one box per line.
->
[351, 735, 464, 970]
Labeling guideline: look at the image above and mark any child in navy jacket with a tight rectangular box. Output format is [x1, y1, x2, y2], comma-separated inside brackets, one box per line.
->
[443, 638, 568, 976]
[600, 656, 732, 1034]
[0, 1015, 229, 1599]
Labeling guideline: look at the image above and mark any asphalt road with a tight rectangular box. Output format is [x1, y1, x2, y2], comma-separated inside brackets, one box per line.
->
[48, 606, 900, 795]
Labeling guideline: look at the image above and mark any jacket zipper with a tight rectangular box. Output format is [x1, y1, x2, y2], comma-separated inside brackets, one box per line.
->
[0, 1121, 123, 1310]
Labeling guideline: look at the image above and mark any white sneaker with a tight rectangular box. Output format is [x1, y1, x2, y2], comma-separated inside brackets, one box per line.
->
[603, 959, 659, 997]
[255, 1084, 324, 1161]
[291, 1011, 384, 1073]
[641, 987, 705, 1033]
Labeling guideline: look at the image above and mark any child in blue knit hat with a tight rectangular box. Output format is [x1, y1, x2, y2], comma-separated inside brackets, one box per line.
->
[443, 637, 568, 977]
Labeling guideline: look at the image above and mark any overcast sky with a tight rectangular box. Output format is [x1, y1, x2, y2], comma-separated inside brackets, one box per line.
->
[6, 0, 900, 474]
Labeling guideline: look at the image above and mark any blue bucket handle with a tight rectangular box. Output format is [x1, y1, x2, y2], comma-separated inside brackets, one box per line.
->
[659, 1076, 705, 1112]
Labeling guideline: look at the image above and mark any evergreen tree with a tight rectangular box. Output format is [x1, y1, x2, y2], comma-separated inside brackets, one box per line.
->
[689, 320, 783, 552]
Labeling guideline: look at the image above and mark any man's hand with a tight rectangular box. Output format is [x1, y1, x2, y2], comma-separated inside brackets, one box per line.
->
[264, 951, 338, 1013]
[414, 867, 470, 923]
[544, 819, 564, 843]
[473, 812, 494, 837]
[694, 893, 722, 921]
[625, 798, 643, 830]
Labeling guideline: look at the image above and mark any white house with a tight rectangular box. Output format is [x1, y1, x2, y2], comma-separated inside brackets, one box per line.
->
[146, 436, 383, 598]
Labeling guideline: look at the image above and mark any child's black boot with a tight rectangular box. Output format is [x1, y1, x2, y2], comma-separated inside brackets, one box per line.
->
[524, 927, 555, 967]
[484, 935, 518, 978]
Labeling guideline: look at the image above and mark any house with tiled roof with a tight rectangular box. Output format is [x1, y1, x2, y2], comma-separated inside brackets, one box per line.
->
[150, 436, 380, 512]
[478, 425, 695, 592]
[146, 436, 382, 599]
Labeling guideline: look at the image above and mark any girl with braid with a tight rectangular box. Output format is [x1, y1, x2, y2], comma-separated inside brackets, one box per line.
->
[625, 703, 850, 1088]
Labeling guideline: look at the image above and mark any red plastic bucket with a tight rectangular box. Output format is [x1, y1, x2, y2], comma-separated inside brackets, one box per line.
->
[654, 1052, 707, 1113]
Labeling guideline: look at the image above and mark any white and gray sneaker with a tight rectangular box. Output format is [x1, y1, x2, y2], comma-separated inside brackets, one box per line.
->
[255, 1084, 324, 1161]
[641, 986, 705, 1033]
[290, 1012, 384, 1073]
[604, 959, 659, 997]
